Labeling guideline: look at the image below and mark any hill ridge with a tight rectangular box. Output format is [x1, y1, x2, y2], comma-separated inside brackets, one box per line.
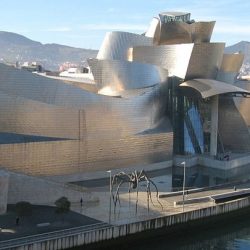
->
[0, 31, 98, 70]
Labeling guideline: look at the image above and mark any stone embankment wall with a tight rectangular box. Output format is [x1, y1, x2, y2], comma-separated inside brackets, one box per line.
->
[3, 196, 250, 250]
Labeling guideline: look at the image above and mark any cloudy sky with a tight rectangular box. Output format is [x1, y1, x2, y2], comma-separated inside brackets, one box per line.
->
[0, 0, 249, 49]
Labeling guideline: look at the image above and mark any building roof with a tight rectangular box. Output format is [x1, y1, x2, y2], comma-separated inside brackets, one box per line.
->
[159, 12, 190, 17]
[180, 78, 250, 98]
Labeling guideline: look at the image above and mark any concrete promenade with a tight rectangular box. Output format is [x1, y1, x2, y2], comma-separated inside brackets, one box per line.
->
[70, 171, 250, 226]
[2, 163, 250, 249]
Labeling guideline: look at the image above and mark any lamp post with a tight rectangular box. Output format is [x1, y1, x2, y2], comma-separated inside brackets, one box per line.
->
[106, 170, 112, 224]
[181, 161, 186, 212]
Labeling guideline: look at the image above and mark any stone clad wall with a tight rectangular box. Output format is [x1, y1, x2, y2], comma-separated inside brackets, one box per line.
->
[7, 171, 98, 205]
[0, 132, 172, 176]
[0, 170, 9, 214]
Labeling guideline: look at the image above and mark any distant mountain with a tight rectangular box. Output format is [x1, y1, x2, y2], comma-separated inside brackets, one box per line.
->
[0, 31, 98, 70]
[0, 31, 249, 72]
[225, 41, 250, 63]
[224, 41, 250, 76]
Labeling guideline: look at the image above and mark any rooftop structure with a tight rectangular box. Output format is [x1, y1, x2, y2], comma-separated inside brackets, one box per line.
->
[159, 12, 191, 23]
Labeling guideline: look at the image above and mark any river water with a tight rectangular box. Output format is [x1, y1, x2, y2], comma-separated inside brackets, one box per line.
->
[115, 214, 250, 250]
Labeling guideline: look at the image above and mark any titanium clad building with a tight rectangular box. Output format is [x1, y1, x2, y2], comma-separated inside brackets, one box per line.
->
[0, 11, 249, 179]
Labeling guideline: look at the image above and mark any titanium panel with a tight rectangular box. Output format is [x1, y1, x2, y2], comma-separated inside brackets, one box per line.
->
[234, 81, 250, 127]
[156, 21, 215, 45]
[216, 52, 244, 84]
[218, 96, 250, 152]
[0, 63, 173, 176]
[156, 22, 192, 45]
[129, 44, 194, 79]
[0, 63, 114, 109]
[216, 71, 238, 84]
[180, 79, 250, 98]
[0, 91, 80, 139]
[145, 17, 160, 43]
[185, 43, 225, 80]
[191, 21, 215, 43]
[220, 54, 244, 72]
[97, 31, 153, 60]
[88, 58, 168, 93]
[0, 64, 168, 136]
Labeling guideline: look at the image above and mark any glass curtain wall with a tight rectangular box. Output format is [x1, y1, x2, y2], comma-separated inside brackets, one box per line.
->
[168, 79, 213, 155]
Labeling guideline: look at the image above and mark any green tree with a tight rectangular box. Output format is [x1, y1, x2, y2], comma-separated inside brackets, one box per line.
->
[15, 201, 32, 224]
[54, 196, 71, 222]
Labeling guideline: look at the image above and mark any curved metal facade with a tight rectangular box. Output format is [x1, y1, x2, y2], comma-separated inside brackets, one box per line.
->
[97, 31, 153, 60]
[156, 22, 192, 45]
[88, 58, 168, 92]
[145, 17, 160, 39]
[130, 43, 225, 81]
[185, 43, 225, 80]
[155, 21, 215, 45]
[220, 54, 244, 72]
[180, 79, 250, 98]
[128, 44, 194, 79]
[0, 90, 79, 139]
[219, 97, 250, 152]
[234, 81, 250, 127]
[191, 21, 215, 43]
[217, 54, 244, 84]
[0, 63, 173, 176]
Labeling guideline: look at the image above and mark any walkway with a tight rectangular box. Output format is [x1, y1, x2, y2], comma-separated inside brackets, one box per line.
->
[70, 172, 250, 225]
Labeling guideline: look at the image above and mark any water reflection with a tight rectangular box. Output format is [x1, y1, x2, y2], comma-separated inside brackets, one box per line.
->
[172, 164, 250, 191]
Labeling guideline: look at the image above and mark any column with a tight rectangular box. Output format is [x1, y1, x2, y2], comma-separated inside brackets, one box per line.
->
[210, 95, 218, 157]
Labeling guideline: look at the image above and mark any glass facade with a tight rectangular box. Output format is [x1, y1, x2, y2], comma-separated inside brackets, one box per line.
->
[184, 105, 204, 154]
[160, 13, 191, 23]
[168, 77, 219, 156]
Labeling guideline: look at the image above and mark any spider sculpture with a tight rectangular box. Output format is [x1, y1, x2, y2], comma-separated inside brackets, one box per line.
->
[111, 170, 163, 213]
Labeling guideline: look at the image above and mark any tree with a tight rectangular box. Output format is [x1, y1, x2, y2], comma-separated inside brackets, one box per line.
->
[15, 201, 32, 224]
[54, 196, 71, 222]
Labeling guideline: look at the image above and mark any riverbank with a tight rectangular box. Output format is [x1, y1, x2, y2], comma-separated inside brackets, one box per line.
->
[71, 204, 250, 250]
[2, 182, 250, 249]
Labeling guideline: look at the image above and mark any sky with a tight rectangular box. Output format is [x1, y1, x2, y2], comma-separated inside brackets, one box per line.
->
[0, 0, 249, 49]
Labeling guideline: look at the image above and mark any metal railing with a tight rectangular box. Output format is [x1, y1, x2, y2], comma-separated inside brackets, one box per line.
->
[0, 222, 111, 250]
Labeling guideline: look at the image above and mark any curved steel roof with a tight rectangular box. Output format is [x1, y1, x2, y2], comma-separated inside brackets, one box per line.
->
[180, 78, 250, 98]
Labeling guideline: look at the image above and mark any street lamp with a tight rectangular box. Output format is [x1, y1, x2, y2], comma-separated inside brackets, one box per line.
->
[181, 161, 186, 212]
[106, 170, 112, 224]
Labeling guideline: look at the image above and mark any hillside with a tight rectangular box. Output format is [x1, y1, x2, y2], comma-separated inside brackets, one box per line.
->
[225, 41, 250, 63]
[0, 31, 98, 70]
[0, 31, 249, 72]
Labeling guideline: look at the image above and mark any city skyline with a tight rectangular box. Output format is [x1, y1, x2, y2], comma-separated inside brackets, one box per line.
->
[0, 0, 249, 49]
